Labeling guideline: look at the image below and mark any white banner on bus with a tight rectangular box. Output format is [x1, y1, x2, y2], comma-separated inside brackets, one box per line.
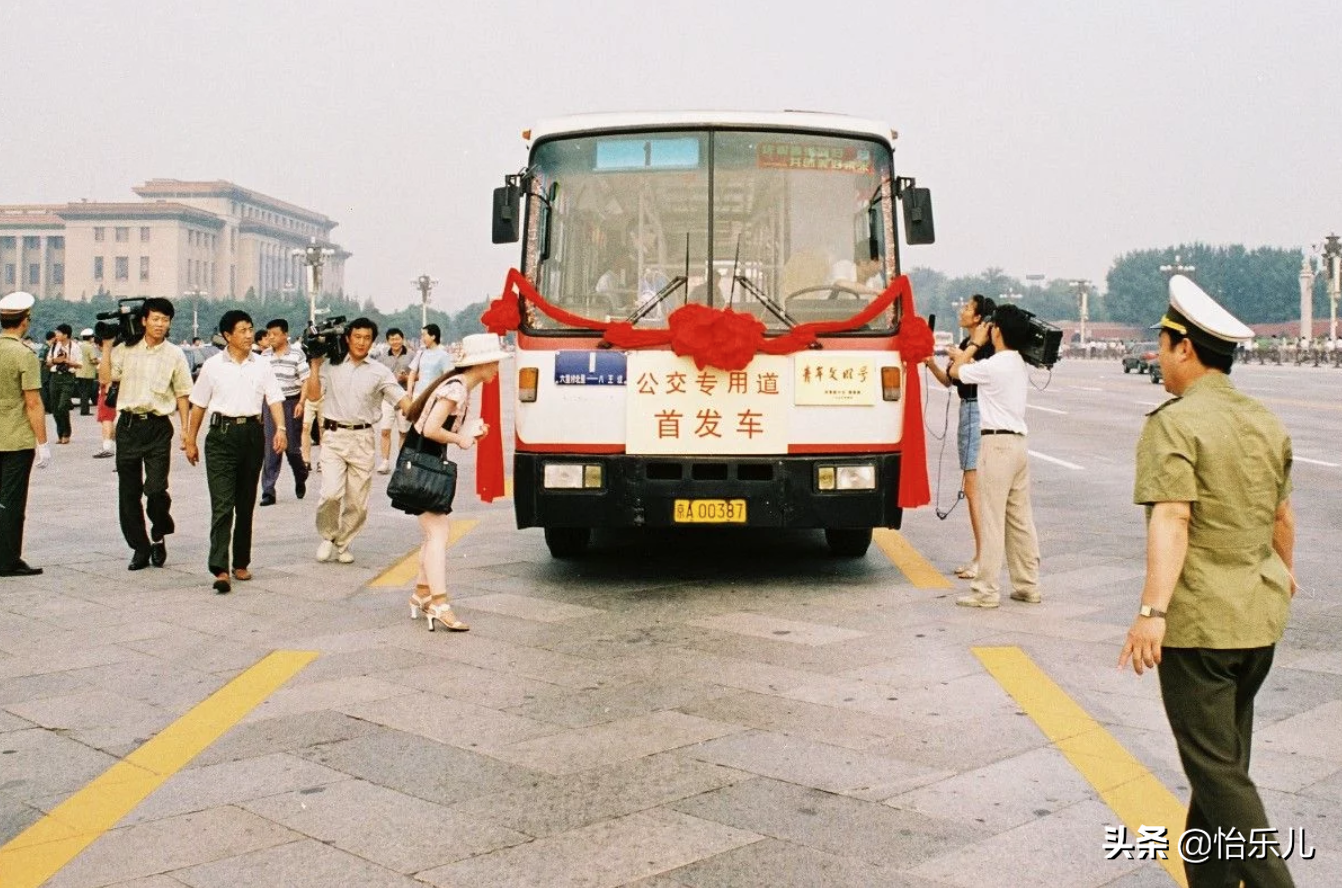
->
[792, 355, 879, 405]
[625, 353, 789, 455]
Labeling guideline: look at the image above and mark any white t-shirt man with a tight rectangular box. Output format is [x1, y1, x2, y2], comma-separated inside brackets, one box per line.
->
[957, 350, 1028, 435]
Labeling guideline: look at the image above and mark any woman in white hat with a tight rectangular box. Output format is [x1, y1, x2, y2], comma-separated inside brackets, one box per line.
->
[401, 333, 510, 631]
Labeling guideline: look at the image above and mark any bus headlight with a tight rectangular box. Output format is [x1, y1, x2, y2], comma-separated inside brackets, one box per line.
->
[836, 465, 876, 490]
[543, 463, 604, 489]
[817, 464, 876, 491]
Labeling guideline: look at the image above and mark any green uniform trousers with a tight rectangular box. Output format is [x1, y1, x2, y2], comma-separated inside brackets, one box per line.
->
[1159, 646, 1294, 888]
[49, 372, 76, 439]
[205, 420, 264, 575]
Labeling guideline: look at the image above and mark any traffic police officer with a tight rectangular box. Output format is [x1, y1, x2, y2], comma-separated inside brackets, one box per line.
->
[1119, 275, 1296, 888]
[0, 292, 51, 577]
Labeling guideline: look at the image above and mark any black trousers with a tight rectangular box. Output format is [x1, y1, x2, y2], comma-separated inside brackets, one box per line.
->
[78, 377, 97, 415]
[49, 372, 75, 439]
[0, 448, 35, 570]
[1159, 646, 1295, 888]
[115, 413, 175, 551]
[205, 421, 264, 573]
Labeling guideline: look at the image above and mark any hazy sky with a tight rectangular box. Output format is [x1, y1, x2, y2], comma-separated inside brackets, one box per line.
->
[4, 1, 1337, 312]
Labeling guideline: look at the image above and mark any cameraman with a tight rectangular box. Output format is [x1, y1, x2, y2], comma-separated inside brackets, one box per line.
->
[98, 297, 193, 571]
[949, 303, 1042, 609]
[303, 317, 410, 564]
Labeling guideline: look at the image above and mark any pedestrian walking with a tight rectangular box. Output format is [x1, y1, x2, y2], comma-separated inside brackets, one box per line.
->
[375, 327, 415, 474]
[98, 297, 193, 570]
[402, 332, 509, 632]
[303, 317, 410, 564]
[948, 303, 1042, 608]
[184, 311, 287, 594]
[0, 292, 52, 577]
[258, 318, 310, 505]
[76, 329, 99, 416]
[45, 323, 82, 444]
[1119, 275, 1297, 888]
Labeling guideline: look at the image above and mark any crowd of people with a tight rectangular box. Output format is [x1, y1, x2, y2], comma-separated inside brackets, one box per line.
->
[0, 277, 1306, 883]
[0, 291, 506, 634]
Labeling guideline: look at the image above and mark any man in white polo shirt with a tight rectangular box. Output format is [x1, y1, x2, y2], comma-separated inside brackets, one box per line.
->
[949, 303, 1042, 608]
[184, 310, 287, 594]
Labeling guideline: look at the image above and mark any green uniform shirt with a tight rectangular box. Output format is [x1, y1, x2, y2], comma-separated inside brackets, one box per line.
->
[0, 332, 41, 451]
[76, 341, 99, 380]
[1134, 373, 1292, 648]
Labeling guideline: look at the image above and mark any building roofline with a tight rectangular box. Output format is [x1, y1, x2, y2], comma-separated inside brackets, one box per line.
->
[55, 202, 226, 228]
[133, 179, 336, 228]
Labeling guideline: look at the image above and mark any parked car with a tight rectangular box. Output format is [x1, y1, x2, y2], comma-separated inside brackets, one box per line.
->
[1149, 359, 1163, 385]
[1122, 341, 1159, 374]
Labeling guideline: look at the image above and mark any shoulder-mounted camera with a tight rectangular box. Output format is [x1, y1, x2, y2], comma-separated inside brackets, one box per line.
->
[93, 298, 147, 345]
[301, 316, 348, 362]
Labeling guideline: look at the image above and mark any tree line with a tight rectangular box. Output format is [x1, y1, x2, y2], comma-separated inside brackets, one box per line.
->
[909, 243, 1322, 329]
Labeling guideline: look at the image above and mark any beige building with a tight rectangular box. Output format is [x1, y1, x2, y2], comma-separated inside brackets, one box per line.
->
[0, 179, 348, 303]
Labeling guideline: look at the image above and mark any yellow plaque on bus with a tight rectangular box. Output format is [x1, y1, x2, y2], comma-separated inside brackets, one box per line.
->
[673, 499, 747, 524]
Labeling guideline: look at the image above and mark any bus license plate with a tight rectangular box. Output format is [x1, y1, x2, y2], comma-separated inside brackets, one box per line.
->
[674, 499, 747, 524]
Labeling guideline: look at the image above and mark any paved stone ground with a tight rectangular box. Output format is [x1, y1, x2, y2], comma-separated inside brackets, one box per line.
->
[1, 359, 1338, 887]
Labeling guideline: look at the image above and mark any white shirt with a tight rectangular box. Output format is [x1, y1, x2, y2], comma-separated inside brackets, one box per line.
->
[957, 350, 1029, 435]
[189, 350, 284, 418]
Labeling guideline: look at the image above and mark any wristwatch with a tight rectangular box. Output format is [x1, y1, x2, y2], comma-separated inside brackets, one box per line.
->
[1138, 605, 1166, 619]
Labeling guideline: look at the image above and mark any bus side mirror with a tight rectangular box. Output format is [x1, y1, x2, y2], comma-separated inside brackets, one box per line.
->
[902, 187, 935, 245]
[492, 184, 521, 244]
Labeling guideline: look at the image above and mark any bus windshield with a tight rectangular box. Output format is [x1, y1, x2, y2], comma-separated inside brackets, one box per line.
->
[524, 129, 896, 333]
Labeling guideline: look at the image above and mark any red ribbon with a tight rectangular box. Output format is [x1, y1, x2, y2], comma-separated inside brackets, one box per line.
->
[482, 269, 930, 508]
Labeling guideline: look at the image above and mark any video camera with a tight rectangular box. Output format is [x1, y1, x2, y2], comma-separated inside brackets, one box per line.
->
[988, 304, 1063, 369]
[301, 315, 348, 362]
[93, 298, 147, 345]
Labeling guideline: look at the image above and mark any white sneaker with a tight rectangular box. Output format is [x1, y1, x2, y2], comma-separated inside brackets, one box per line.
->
[336, 547, 354, 564]
[376, 460, 391, 475]
[316, 539, 335, 562]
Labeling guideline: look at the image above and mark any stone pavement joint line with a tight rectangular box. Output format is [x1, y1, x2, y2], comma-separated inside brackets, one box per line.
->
[0, 649, 319, 888]
[873, 528, 954, 589]
[368, 518, 479, 588]
[973, 645, 1188, 888]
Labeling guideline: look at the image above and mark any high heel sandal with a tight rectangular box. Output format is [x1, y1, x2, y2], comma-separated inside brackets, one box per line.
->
[409, 585, 432, 620]
[424, 595, 469, 632]
[955, 561, 979, 580]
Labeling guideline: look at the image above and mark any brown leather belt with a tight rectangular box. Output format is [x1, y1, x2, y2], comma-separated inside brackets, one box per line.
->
[980, 429, 1024, 436]
[323, 419, 372, 431]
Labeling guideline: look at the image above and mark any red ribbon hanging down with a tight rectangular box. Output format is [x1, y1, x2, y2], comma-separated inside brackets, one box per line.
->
[481, 268, 933, 508]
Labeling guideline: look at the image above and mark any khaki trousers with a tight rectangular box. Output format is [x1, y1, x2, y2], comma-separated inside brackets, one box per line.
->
[970, 433, 1040, 599]
[315, 427, 375, 548]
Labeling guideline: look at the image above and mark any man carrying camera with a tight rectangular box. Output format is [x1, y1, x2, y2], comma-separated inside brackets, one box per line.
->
[98, 297, 193, 571]
[949, 303, 1042, 608]
[0, 292, 51, 577]
[303, 317, 410, 563]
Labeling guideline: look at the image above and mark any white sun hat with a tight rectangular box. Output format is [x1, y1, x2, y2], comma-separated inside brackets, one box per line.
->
[455, 332, 512, 367]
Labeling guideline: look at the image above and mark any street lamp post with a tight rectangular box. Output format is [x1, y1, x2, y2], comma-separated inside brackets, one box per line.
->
[1323, 234, 1342, 346]
[292, 237, 335, 325]
[183, 288, 206, 342]
[1299, 253, 1316, 343]
[1159, 253, 1196, 279]
[413, 274, 438, 328]
[1069, 279, 1092, 348]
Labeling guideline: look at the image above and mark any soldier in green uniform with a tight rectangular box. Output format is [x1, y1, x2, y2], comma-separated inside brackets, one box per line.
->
[1119, 275, 1296, 888]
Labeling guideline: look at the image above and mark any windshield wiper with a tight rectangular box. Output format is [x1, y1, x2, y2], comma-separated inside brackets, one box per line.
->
[624, 276, 687, 326]
[731, 276, 796, 329]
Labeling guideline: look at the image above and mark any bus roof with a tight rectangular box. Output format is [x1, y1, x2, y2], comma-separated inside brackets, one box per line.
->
[528, 111, 897, 146]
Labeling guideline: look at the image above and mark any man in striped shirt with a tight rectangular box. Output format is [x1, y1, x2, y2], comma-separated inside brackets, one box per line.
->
[259, 318, 310, 506]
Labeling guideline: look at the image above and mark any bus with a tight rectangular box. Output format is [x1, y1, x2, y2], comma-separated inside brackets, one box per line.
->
[488, 111, 936, 558]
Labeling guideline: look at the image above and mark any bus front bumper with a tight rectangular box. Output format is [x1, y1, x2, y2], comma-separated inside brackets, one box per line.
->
[513, 453, 902, 530]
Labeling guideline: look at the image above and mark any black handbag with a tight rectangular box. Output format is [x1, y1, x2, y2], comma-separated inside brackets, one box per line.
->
[387, 432, 458, 515]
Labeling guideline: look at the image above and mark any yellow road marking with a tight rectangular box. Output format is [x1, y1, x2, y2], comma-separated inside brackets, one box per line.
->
[503, 476, 513, 499]
[369, 519, 479, 588]
[974, 646, 1187, 887]
[0, 650, 317, 888]
[873, 529, 953, 588]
